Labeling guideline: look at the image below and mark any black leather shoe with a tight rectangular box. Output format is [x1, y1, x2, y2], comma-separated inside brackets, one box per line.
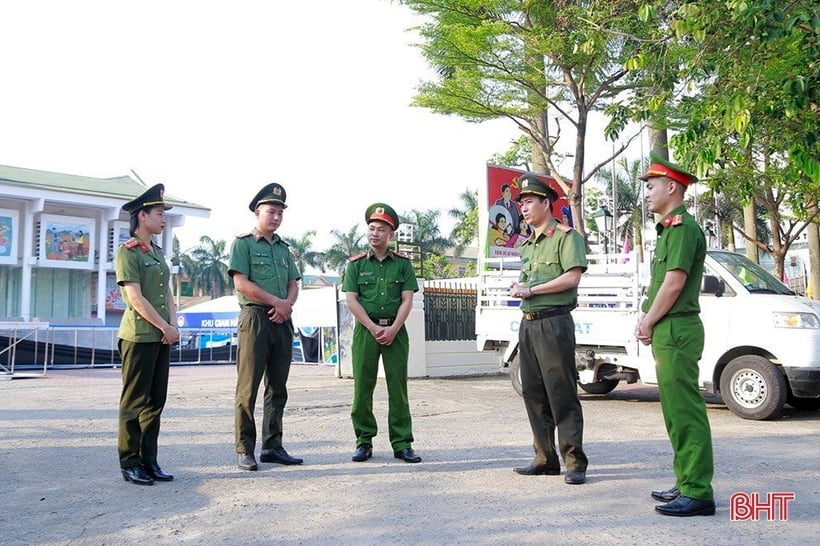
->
[260, 446, 303, 465]
[513, 464, 561, 476]
[655, 495, 716, 517]
[564, 470, 586, 485]
[352, 444, 373, 462]
[393, 447, 422, 463]
[651, 485, 680, 502]
[238, 452, 258, 471]
[121, 464, 154, 485]
[144, 463, 174, 481]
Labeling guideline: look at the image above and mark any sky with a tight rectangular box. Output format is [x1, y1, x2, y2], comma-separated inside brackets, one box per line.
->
[1, 0, 637, 253]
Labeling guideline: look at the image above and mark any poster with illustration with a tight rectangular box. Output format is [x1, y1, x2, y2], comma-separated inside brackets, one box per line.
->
[0, 208, 20, 264]
[485, 165, 572, 260]
[39, 214, 95, 269]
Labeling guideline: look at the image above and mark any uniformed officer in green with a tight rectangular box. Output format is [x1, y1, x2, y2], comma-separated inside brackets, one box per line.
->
[116, 183, 180, 485]
[508, 173, 589, 485]
[229, 183, 302, 471]
[635, 151, 715, 517]
[343, 203, 421, 463]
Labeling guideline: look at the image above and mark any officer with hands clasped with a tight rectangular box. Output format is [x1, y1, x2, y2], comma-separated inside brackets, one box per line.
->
[229, 183, 302, 471]
[635, 152, 715, 517]
[342, 203, 422, 464]
[116, 184, 180, 485]
[508, 173, 589, 485]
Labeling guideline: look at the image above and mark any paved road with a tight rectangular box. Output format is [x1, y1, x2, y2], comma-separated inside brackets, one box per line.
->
[1, 364, 818, 545]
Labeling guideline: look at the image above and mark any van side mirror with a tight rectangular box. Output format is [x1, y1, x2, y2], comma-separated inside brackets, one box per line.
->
[702, 275, 724, 297]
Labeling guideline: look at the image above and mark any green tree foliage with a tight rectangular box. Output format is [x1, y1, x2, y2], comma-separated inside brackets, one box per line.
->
[187, 235, 231, 299]
[634, 0, 820, 280]
[282, 230, 322, 277]
[399, 0, 654, 243]
[319, 225, 367, 275]
[448, 188, 479, 258]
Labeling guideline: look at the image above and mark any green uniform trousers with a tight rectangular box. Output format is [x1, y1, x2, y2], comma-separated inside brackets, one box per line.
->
[518, 314, 588, 472]
[652, 315, 714, 502]
[118, 339, 170, 469]
[235, 306, 293, 454]
[351, 322, 413, 451]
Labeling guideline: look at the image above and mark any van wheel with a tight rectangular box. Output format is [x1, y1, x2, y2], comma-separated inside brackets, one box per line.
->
[719, 356, 787, 420]
[509, 354, 523, 397]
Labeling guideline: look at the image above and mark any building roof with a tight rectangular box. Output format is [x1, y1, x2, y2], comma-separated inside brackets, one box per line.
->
[0, 163, 209, 212]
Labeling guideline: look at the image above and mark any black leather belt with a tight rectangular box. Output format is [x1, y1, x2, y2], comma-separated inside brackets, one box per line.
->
[243, 303, 273, 312]
[522, 306, 573, 321]
[369, 316, 395, 326]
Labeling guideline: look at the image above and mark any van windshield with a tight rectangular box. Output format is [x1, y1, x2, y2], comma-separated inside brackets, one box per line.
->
[709, 251, 795, 295]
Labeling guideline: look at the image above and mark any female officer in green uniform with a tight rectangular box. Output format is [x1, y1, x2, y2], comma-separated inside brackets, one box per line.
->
[116, 184, 180, 485]
[635, 152, 715, 517]
[343, 203, 421, 464]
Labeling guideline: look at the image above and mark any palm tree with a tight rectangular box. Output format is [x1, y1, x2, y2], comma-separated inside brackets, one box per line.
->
[402, 208, 450, 278]
[283, 230, 321, 276]
[188, 235, 230, 298]
[594, 157, 645, 261]
[448, 188, 478, 258]
[318, 225, 366, 274]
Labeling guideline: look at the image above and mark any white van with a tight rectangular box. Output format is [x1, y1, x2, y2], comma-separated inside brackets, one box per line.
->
[476, 250, 820, 420]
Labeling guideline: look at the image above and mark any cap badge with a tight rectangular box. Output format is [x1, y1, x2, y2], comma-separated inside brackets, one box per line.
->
[375, 207, 385, 215]
[273, 187, 282, 196]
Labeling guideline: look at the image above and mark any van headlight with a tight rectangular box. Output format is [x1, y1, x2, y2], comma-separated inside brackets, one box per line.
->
[772, 312, 820, 329]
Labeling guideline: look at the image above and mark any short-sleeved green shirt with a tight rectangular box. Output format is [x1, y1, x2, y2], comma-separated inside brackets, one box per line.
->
[228, 229, 300, 306]
[115, 239, 171, 343]
[641, 205, 706, 315]
[342, 249, 419, 318]
[519, 220, 587, 312]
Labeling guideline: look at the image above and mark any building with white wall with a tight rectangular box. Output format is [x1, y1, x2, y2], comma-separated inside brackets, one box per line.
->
[0, 164, 209, 326]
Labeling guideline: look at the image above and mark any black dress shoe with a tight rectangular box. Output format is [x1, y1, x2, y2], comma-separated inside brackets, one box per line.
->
[564, 470, 586, 485]
[651, 485, 680, 502]
[238, 452, 258, 471]
[655, 495, 716, 517]
[513, 464, 561, 476]
[121, 464, 154, 485]
[352, 444, 373, 462]
[144, 463, 174, 481]
[393, 447, 422, 463]
[260, 446, 303, 465]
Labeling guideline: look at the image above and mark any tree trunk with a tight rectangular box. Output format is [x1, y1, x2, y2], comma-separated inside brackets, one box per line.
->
[808, 201, 820, 300]
[743, 202, 758, 263]
[648, 127, 669, 161]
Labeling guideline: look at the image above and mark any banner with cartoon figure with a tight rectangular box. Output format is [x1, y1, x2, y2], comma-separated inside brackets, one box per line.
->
[485, 164, 571, 259]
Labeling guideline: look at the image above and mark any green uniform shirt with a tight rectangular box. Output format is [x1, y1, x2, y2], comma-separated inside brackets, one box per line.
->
[115, 239, 171, 343]
[641, 205, 706, 315]
[519, 220, 587, 312]
[228, 229, 300, 305]
[342, 249, 418, 318]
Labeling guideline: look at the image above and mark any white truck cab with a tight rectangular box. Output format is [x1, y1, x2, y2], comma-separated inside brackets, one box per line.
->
[476, 250, 820, 420]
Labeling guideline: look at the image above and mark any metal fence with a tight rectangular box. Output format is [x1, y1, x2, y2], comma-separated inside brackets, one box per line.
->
[423, 281, 477, 341]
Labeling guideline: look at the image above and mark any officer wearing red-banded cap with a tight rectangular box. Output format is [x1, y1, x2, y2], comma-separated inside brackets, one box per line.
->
[115, 183, 179, 485]
[508, 172, 589, 485]
[635, 151, 715, 517]
[228, 182, 302, 470]
[342, 202, 421, 464]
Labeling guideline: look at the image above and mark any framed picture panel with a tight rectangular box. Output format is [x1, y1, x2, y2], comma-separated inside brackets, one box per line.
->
[0, 208, 20, 265]
[39, 214, 95, 269]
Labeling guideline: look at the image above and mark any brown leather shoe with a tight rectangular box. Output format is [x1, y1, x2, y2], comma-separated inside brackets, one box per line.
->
[513, 464, 561, 476]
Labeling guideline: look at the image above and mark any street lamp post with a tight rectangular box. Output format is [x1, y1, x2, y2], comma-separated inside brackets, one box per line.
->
[593, 206, 614, 260]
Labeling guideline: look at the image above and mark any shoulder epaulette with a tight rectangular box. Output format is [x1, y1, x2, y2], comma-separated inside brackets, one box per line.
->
[393, 251, 411, 259]
[555, 224, 573, 233]
[662, 214, 684, 228]
[236, 232, 252, 239]
[348, 252, 367, 262]
[123, 238, 149, 253]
